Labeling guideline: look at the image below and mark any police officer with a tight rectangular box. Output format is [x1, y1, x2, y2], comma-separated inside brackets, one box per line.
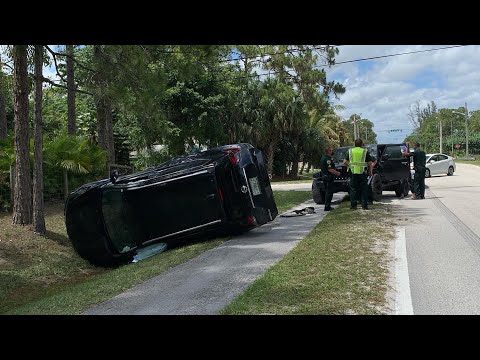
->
[320, 147, 341, 211]
[343, 139, 373, 210]
[403, 142, 426, 199]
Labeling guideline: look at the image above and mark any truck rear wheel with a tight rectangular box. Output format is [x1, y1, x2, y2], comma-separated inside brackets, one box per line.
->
[312, 182, 325, 204]
[395, 180, 409, 198]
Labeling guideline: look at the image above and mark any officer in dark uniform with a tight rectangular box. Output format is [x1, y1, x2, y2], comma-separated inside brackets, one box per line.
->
[403, 142, 426, 199]
[320, 147, 341, 211]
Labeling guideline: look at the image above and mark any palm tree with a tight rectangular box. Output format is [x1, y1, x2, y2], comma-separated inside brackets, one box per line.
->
[44, 135, 107, 201]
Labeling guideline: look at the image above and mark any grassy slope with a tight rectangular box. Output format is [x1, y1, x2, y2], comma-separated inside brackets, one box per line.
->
[0, 190, 312, 314]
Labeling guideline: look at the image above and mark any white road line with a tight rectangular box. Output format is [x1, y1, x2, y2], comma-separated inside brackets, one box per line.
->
[395, 227, 414, 315]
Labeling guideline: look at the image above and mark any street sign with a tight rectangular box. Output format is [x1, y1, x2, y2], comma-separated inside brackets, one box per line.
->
[455, 144, 461, 149]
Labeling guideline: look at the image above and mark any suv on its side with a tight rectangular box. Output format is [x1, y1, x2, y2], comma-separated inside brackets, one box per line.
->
[312, 143, 411, 204]
[65, 143, 278, 267]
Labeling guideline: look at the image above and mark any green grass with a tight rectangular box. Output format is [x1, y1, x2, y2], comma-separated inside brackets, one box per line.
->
[273, 190, 312, 213]
[0, 190, 311, 314]
[271, 179, 312, 185]
[457, 159, 480, 166]
[5, 239, 224, 315]
[271, 170, 318, 184]
[221, 201, 396, 315]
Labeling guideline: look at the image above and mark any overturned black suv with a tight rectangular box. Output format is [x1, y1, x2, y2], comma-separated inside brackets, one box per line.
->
[65, 143, 278, 267]
[312, 143, 411, 203]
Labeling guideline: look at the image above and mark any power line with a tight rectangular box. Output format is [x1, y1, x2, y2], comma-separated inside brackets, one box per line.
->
[329, 45, 467, 66]
[225, 45, 334, 64]
[211, 45, 470, 84]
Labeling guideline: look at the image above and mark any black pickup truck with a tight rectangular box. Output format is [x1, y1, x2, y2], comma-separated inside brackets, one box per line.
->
[65, 143, 278, 267]
[312, 143, 411, 203]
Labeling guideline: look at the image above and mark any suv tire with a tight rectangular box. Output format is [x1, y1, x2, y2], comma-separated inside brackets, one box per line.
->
[312, 181, 325, 204]
[395, 179, 409, 197]
[371, 173, 382, 201]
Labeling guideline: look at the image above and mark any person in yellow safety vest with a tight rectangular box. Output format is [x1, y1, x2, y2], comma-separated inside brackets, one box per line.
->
[343, 138, 374, 210]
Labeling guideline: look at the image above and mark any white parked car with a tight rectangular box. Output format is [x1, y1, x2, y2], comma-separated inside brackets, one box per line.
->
[424, 153, 456, 177]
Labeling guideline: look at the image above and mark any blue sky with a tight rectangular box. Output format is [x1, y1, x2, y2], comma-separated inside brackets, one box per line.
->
[325, 45, 480, 143]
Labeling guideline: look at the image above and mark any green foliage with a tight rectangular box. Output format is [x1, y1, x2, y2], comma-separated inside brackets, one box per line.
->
[12, 45, 347, 181]
[44, 134, 107, 175]
[132, 146, 171, 170]
[404, 104, 480, 156]
[0, 136, 14, 171]
[42, 88, 97, 141]
[0, 71, 14, 132]
[0, 137, 13, 209]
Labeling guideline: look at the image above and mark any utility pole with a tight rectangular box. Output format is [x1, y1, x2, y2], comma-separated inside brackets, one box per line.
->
[365, 128, 368, 142]
[439, 117, 443, 154]
[451, 118, 453, 156]
[465, 102, 469, 157]
[353, 114, 357, 140]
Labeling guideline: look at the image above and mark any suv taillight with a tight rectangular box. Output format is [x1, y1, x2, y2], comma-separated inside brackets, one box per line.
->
[222, 146, 241, 165]
[227, 152, 238, 165]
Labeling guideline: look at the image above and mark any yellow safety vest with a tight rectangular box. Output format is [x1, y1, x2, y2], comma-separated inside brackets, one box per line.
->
[348, 147, 367, 174]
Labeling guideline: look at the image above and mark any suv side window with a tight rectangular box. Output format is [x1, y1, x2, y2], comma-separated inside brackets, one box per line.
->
[384, 146, 402, 159]
[429, 155, 438, 162]
[365, 145, 377, 161]
[438, 154, 448, 161]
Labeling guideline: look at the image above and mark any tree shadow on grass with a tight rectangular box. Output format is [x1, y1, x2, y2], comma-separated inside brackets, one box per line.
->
[46, 230, 70, 247]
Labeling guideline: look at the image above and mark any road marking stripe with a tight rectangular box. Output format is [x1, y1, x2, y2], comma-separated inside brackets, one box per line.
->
[395, 227, 414, 315]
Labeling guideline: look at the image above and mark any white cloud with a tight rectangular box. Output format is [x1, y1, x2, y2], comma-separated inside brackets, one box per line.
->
[325, 45, 480, 143]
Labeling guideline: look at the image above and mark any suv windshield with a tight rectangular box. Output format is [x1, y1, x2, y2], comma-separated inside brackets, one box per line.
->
[333, 147, 351, 162]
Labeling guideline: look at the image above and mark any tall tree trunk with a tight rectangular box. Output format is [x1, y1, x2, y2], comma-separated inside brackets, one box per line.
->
[93, 45, 110, 168]
[33, 45, 46, 234]
[0, 70, 7, 140]
[66, 45, 76, 135]
[12, 45, 32, 225]
[104, 97, 115, 164]
[265, 140, 276, 177]
[95, 96, 107, 152]
[306, 162, 311, 173]
[299, 159, 305, 175]
[291, 147, 300, 179]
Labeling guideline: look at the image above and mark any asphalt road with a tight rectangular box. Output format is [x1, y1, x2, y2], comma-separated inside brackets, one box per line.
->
[83, 186, 345, 315]
[396, 163, 480, 314]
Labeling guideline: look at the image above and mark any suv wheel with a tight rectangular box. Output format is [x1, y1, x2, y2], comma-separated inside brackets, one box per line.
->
[447, 166, 454, 176]
[395, 179, 409, 197]
[425, 168, 431, 178]
[371, 174, 382, 201]
[312, 181, 325, 204]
